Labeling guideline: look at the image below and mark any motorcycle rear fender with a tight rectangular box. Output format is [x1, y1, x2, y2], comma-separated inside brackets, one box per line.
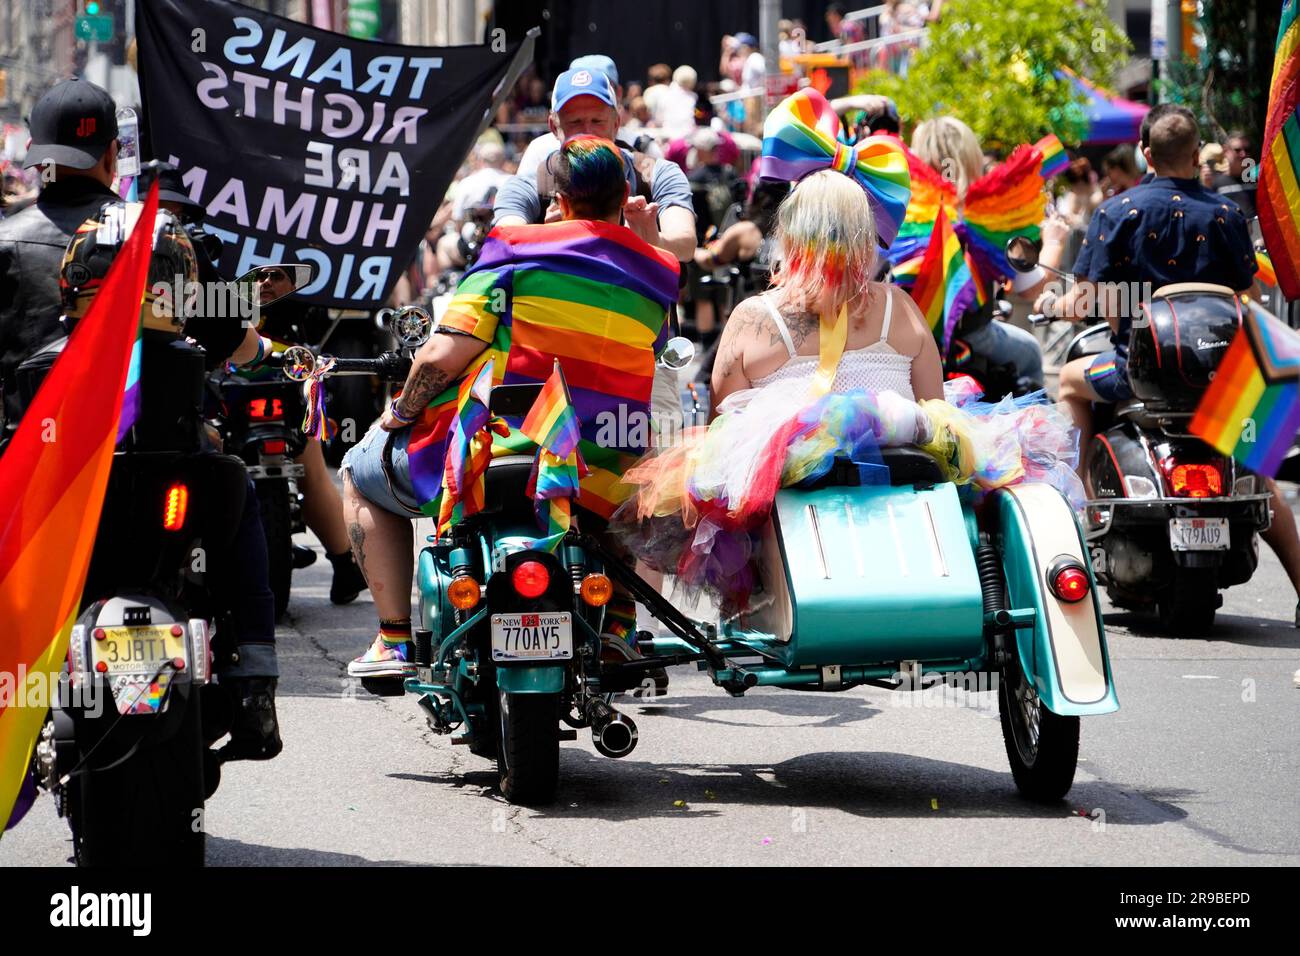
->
[992, 483, 1118, 716]
[495, 665, 565, 694]
[1089, 422, 1156, 499]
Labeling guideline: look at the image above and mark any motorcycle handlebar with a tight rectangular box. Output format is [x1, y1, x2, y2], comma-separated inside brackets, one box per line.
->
[263, 349, 412, 382]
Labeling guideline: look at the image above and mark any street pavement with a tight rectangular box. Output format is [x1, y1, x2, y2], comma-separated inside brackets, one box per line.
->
[4, 493, 1298, 867]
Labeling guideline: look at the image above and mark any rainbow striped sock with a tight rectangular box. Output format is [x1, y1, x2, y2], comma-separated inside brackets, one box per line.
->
[604, 597, 638, 645]
[379, 618, 411, 648]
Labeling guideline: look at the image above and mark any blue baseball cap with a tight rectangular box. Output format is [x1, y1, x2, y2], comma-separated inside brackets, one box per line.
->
[734, 32, 759, 49]
[551, 68, 618, 112]
[569, 55, 619, 88]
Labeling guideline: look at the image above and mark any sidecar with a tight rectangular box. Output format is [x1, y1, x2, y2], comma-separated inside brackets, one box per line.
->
[643, 447, 1119, 802]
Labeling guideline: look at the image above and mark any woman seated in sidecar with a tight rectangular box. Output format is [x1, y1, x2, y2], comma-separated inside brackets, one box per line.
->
[614, 88, 1082, 615]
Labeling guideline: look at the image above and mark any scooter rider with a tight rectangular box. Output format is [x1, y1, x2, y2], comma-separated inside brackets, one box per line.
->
[1037, 105, 1300, 627]
[0, 80, 284, 757]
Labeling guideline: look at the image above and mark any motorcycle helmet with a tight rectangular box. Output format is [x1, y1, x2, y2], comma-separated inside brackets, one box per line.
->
[60, 200, 198, 333]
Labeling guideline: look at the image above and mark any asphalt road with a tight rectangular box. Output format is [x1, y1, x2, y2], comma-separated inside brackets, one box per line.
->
[5, 494, 1298, 868]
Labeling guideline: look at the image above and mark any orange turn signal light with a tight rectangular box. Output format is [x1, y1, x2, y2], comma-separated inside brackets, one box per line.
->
[580, 573, 613, 607]
[447, 575, 481, 610]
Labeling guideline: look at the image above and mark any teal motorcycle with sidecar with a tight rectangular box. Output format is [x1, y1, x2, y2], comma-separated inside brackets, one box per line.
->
[280, 327, 1118, 807]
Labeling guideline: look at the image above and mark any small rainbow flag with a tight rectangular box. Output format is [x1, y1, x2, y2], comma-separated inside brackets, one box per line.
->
[521, 359, 582, 461]
[1256, 250, 1278, 288]
[910, 206, 979, 352]
[1, 185, 159, 829]
[1190, 299, 1300, 477]
[1034, 133, 1069, 179]
[1258, 0, 1300, 299]
[437, 359, 505, 535]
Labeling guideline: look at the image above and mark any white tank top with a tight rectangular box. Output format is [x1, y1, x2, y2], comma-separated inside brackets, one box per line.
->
[749, 290, 915, 401]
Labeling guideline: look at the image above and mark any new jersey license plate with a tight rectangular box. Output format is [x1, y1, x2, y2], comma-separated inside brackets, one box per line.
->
[1169, 517, 1229, 551]
[491, 612, 573, 662]
[91, 625, 186, 675]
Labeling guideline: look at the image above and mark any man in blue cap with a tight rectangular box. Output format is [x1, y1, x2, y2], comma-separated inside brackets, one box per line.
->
[493, 62, 696, 263]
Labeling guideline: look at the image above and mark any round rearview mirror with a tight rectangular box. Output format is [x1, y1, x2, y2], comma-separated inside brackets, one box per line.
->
[1004, 236, 1041, 274]
[234, 263, 314, 309]
[659, 336, 696, 371]
[388, 305, 433, 348]
[281, 345, 316, 382]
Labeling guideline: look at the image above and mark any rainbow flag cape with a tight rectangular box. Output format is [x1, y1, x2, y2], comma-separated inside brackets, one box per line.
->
[912, 206, 981, 352]
[522, 361, 588, 551]
[1190, 299, 1300, 477]
[0, 185, 159, 830]
[1034, 133, 1069, 179]
[1259, 0, 1300, 299]
[406, 220, 678, 521]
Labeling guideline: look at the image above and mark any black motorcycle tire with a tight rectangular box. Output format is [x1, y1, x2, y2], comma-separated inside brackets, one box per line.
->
[68, 699, 207, 867]
[323, 327, 379, 467]
[1158, 587, 1218, 635]
[999, 656, 1080, 803]
[257, 479, 293, 621]
[496, 689, 559, 806]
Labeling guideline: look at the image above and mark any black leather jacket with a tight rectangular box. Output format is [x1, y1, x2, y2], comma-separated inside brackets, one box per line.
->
[0, 177, 120, 427]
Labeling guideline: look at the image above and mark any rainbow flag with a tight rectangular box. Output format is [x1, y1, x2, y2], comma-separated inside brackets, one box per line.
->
[1259, 0, 1300, 299]
[910, 207, 980, 352]
[1257, 250, 1278, 288]
[1034, 133, 1069, 179]
[436, 359, 504, 534]
[1190, 299, 1300, 477]
[407, 220, 679, 520]
[1, 185, 159, 830]
[521, 359, 582, 460]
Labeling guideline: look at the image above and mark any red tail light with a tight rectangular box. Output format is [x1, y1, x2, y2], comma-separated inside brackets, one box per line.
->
[262, 439, 287, 455]
[163, 482, 189, 531]
[248, 397, 284, 421]
[511, 560, 550, 598]
[1165, 462, 1222, 498]
[1047, 556, 1090, 603]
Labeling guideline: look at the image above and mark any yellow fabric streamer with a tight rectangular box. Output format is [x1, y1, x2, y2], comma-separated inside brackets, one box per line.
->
[810, 305, 849, 398]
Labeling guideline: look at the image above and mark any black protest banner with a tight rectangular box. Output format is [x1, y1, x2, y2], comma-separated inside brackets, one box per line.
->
[136, 0, 531, 308]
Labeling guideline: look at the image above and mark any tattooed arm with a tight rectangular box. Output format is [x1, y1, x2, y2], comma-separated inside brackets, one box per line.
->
[380, 330, 488, 431]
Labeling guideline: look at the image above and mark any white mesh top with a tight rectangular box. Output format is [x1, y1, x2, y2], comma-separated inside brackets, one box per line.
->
[749, 291, 915, 401]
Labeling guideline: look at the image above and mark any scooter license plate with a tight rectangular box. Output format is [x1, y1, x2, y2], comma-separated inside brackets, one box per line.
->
[1168, 517, 1230, 551]
[491, 612, 573, 662]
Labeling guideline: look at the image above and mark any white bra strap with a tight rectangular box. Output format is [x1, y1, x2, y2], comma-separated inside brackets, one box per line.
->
[879, 286, 894, 344]
[760, 294, 798, 359]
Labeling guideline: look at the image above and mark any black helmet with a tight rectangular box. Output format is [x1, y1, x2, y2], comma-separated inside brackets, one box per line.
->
[59, 201, 198, 331]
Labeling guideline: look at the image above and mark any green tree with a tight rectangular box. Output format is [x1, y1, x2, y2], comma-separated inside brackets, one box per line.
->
[856, 0, 1131, 153]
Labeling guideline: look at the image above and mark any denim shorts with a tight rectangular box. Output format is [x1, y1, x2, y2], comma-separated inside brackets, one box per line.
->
[339, 422, 423, 518]
[1084, 349, 1133, 403]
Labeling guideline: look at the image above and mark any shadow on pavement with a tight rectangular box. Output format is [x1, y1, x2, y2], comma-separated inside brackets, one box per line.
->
[206, 835, 427, 867]
[1104, 610, 1300, 647]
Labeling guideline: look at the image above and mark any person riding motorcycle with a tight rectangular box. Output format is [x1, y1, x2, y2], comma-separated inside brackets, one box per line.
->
[1036, 105, 1300, 627]
[0, 81, 283, 758]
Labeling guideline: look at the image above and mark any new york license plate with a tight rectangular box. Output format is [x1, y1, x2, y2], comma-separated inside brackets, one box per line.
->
[1168, 517, 1230, 551]
[491, 612, 573, 662]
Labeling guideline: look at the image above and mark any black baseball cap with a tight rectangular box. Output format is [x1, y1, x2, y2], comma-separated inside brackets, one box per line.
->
[24, 78, 118, 170]
[138, 162, 203, 214]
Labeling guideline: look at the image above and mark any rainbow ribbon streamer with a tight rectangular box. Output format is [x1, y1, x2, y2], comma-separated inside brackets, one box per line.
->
[301, 356, 337, 442]
[1190, 299, 1300, 477]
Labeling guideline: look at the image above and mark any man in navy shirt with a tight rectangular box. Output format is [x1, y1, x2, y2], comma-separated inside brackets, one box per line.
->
[1039, 106, 1300, 627]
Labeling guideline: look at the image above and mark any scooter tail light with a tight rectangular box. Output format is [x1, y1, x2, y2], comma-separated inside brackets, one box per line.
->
[1164, 461, 1223, 498]
[262, 439, 287, 455]
[248, 397, 284, 421]
[187, 619, 211, 684]
[447, 575, 481, 610]
[1047, 556, 1090, 604]
[68, 624, 88, 691]
[163, 482, 189, 531]
[511, 560, 550, 599]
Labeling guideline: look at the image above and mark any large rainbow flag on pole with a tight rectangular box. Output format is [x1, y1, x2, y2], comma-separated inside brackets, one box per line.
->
[1190, 299, 1300, 477]
[1258, 0, 1300, 299]
[0, 185, 159, 830]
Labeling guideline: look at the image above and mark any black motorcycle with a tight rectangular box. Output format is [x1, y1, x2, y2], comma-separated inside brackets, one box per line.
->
[1007, 239, 1273, 633]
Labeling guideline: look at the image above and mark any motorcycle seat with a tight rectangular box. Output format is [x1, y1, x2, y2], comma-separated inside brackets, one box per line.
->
[482, 455, 539, 519]
[800, 446, 947, 489]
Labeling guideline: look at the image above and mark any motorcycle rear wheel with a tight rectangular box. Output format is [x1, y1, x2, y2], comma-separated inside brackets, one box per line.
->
[496, 689, 559, 806]
[1158, 570, 1219, 636]
[67, 700, 207, 867]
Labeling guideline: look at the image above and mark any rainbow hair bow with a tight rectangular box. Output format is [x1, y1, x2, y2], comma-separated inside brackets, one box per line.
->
[759, 87, 911, 247]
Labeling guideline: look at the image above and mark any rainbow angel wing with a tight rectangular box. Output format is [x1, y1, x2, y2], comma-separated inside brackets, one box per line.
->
[957, 143, 1049, 291]
[885, 147, 958, 286]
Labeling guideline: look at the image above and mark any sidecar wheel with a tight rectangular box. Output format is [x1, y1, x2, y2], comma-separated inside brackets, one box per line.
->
[999, 661, 1079, 803]
[496, 690, 559, 806]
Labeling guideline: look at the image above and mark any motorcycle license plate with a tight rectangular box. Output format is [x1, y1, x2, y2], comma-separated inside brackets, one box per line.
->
[491, 612, 572, 662]
[92, 626, 186, 675]
[1168, 517, 1230, 551]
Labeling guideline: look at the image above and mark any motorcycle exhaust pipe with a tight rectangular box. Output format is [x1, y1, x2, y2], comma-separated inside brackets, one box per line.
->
[585, 697, 638, 759]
